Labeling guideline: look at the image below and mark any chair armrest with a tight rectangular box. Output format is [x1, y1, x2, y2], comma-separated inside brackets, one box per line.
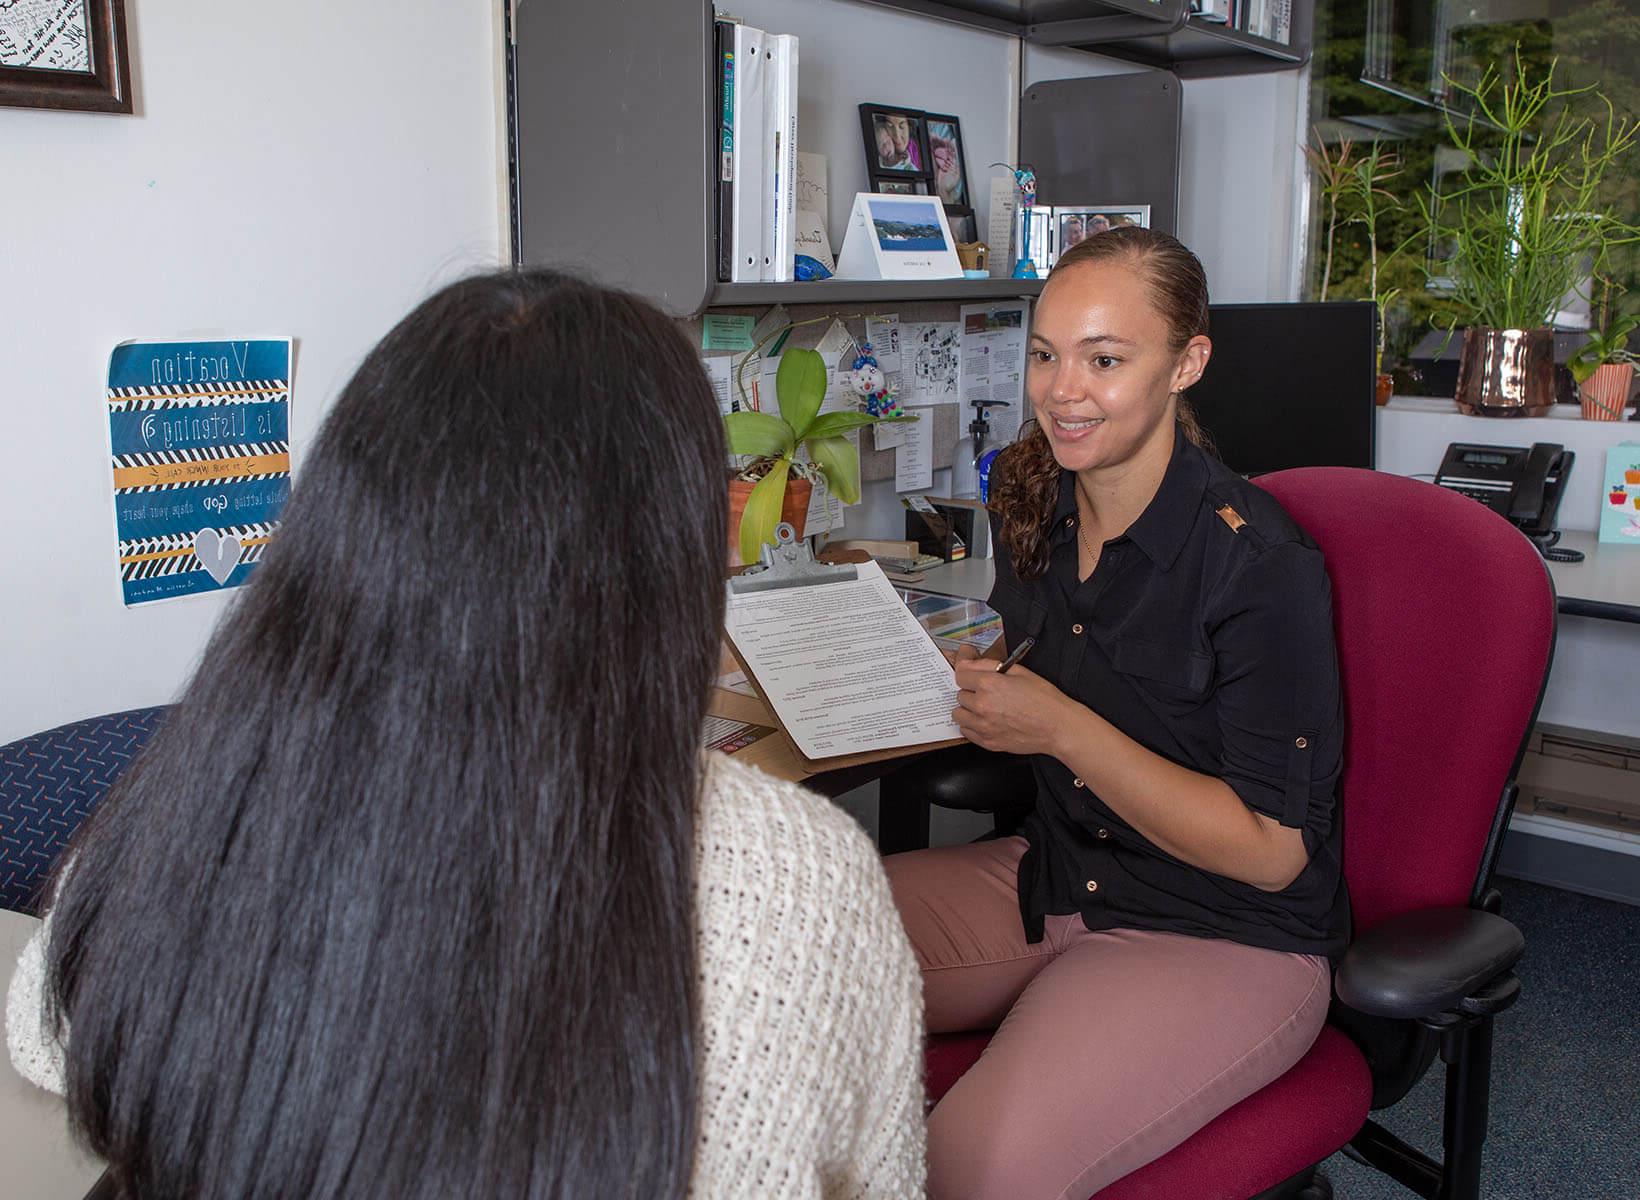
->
[1335, 906, 1525, 1021]
[881, 742, 1034, 813]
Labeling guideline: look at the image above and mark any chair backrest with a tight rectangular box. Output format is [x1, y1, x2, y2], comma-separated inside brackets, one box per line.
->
[0, 707, 168, 914]
[1254, 469, 1554, 935]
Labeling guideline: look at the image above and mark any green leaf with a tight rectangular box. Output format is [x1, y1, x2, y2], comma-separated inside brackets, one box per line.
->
[806, 435, 861, 506]
[803, 411, 880, 440]
[738, 459, 791, 565]
[723, 410, 795, 459]
[775, 348, 827, 438]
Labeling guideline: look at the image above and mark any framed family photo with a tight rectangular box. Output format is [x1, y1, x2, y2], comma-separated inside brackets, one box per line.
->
[1038, 205, 1151, 268]
[859, 103, 932, 190]
[0, 0, 133, 113]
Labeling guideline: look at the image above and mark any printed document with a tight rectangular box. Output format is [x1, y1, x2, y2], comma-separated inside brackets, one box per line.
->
[724, 561, 961, 759]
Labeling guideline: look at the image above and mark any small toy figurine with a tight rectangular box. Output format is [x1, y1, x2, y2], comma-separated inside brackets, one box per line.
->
[847, 343, 901, 418]
[1011, 165, 1039, 279]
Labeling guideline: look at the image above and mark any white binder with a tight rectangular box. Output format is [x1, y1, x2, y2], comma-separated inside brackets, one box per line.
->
[766, 34, 799, 283]
[729, 23, 767, 283]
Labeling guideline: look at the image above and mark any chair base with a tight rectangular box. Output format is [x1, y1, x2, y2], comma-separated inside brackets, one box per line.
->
[1251, 1169, 1332, 1200]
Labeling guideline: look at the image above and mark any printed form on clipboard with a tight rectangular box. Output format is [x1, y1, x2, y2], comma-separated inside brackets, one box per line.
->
[724, 558, 964, 762]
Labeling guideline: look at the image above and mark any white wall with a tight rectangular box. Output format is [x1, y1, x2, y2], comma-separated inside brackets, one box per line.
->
[0, 1, 503, 744]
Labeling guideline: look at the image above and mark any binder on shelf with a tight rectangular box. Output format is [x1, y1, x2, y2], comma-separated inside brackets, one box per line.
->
[729, 22, 767, 283]
[767, 33, 799, 283]
[714, 19, 735, 283]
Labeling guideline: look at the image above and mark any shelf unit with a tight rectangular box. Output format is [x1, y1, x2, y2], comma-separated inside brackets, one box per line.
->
[507, 0, 1281, 314]
[711, 279, 1046, 306]
[860, 0, 1311, 78]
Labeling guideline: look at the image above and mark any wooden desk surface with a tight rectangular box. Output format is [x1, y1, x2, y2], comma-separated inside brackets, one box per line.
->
[1, 909, 107, 1200]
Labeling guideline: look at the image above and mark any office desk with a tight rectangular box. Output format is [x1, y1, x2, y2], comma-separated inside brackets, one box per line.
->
[1548, 532, 1640, 624]
[920, 537, 1640, 625]
[1, 909, 107, 1200]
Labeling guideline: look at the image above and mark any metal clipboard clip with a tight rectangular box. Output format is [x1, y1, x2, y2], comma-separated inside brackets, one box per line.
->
[728, 523, 859, 595]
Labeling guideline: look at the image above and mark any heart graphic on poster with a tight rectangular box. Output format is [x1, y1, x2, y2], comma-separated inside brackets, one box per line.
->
[193, 528, 242, 586]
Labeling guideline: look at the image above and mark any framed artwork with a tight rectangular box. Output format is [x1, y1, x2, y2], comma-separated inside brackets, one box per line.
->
[877, 178, 918, 195]
[922, 112, 970, 209]
[859, 102, 933, 194]
[0, 0, 132, 113]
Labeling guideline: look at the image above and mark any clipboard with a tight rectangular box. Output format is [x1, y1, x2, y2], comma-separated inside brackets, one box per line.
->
[721, 525, 965, 775]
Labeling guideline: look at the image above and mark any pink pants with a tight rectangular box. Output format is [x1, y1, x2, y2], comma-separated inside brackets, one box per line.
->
[884, 837, 1331, 1200]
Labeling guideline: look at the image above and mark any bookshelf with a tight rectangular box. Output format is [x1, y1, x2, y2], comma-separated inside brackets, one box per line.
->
[506, 0, 1271, 314]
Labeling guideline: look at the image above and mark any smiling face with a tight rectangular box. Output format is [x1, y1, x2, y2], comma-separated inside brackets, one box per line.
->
[1027, 257, 1210, 478]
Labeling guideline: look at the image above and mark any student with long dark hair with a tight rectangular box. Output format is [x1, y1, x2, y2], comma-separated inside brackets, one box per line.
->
[6, 269, 925, 1200]
[886, 228, 1347, 1198]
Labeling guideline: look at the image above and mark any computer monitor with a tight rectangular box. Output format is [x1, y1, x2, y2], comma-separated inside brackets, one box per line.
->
[1186, 301, 1377, 476]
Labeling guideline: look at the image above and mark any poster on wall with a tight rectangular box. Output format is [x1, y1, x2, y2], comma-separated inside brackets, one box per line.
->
[106, 339, 293, 606]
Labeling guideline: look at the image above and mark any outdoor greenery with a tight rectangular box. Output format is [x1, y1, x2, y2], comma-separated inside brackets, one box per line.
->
[1305, 0, 1640, 388]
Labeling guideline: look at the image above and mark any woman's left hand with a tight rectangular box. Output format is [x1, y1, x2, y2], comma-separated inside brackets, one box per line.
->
[951, 651, 1078, 757]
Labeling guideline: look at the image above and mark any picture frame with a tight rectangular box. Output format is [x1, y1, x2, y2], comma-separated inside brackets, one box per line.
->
[859, 103, 933, 187]
[835, 192, 964, 281]
[922, 112, 971, 210]
[0, 0, 133, 114]
[876, 178, 919, 196]
[1044, 205, 1152, 267]
[946, 208, 978, 245]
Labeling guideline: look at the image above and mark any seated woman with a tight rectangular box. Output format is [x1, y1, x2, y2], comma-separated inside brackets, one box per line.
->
[887, 227, 1348, 1199]
[6, 270, 925, 1200]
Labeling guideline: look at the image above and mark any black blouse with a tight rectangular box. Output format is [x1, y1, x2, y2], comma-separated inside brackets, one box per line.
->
[988, 430, 1350, 960]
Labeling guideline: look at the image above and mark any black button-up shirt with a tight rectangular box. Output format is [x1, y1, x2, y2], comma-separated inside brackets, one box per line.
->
[988, 430, 1350, 960]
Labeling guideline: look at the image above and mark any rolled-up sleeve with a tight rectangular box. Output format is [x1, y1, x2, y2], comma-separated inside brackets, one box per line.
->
[1209, 542, 1343, 834]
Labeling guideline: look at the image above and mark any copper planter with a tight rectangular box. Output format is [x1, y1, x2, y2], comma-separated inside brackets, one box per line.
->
[1454, 327, 1557, 417]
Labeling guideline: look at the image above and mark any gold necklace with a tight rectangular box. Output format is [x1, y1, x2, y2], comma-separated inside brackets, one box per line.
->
[1074, 484, 1100, 566]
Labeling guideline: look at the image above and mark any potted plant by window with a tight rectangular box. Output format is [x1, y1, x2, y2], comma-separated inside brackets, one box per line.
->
[1303, 133, 1406, 405]
[1422, 52, 1640, 417]
[1570, 276, 1637, 420]
[723, 347, 909, 565]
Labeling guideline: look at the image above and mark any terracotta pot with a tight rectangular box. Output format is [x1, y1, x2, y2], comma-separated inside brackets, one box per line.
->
[727, 473, 812, 565]
[1375, 373, 1394, 407]
[1579, 362, 1634, 421]
[1454, 327, 1556, 417]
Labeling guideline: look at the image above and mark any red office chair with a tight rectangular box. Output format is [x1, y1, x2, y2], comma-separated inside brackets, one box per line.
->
[914, 468, 1556, 1200]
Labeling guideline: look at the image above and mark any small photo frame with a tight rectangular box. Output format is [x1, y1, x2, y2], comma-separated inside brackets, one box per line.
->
[922, 112, 970, 209]
[1049, 205, 1152, 265]
[877, 178, 919, 196]
[947, 208, 978, 244]
[860, 103, 932, 182]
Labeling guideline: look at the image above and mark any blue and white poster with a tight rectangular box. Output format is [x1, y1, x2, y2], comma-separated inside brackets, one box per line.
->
[107, 339, 293, 606]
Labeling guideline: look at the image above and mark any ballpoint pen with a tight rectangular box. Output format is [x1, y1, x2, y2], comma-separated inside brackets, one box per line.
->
[994, 635, 1036, 674]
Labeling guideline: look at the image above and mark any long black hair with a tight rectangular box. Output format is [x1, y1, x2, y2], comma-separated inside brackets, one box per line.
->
[44, 269, 726, 1199]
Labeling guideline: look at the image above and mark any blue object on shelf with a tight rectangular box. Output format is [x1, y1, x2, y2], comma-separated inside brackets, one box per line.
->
[794, 255, 834, 281]
[963, 269, 990, 279]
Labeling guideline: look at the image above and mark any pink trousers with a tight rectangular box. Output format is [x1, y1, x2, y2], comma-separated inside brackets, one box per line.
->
[884, 837, 1330, 1200]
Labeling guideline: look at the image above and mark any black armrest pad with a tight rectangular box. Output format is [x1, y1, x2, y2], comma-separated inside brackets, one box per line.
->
[881, 742, 1034, 812]
[1335, 906, 1524, 1019]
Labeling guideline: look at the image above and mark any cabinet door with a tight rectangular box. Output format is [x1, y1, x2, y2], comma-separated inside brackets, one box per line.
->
[511, 0, 714, 315]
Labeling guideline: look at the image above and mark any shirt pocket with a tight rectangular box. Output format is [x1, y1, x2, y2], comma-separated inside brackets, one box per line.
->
[1110, 636, 1214, 707]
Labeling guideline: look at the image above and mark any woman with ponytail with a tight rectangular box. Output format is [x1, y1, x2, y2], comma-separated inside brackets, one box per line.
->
[7, 269, 924, 1200]
[887, 228, 1348, 1199]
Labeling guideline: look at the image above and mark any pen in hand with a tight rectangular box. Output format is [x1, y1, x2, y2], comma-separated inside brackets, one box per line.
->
[994, 636, 1036, 674]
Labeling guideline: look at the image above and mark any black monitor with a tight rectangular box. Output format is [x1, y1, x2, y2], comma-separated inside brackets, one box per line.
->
[1186, 301, 1377, 476]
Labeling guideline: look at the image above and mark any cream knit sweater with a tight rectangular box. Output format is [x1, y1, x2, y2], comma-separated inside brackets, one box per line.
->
[7, 753, 927, 1199]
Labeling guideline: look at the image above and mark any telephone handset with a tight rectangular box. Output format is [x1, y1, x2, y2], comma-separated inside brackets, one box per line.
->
[1434, 442, 1581, 559]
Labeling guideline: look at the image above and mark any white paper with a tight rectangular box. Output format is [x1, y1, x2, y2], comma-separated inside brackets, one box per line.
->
[815, 317, 855, 357]
[986, 174, 1018, 279]
[704, 356, 734, 416]
[875, 419, 909, 450]
[959, 300, 1030, 444]
[864, 314, 902, 373]
[794, 210, 835, 271]
[796, 151, 828, 219]
[901, 321, 962, 404]
[895, 407, 935, 492]
[723, 560, 961, 759]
